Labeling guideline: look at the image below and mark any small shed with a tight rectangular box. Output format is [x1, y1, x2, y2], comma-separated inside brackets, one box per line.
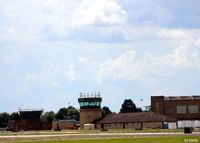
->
[83, 123, 95, 130]
[168, 122, 177, 129]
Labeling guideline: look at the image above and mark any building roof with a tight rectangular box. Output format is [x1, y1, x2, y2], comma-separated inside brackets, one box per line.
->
[164, 96, 200, 101]
[97, 112, 174, 124]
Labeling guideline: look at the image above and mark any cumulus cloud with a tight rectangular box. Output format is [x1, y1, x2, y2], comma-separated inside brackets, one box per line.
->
[64, 65, 79, 81]
[0, 0, 127, 43]
[71, 0, 127, 26]
[96, 38, 200, 83]
[158, 29, 189, 39]
[97, 50, 138, 82]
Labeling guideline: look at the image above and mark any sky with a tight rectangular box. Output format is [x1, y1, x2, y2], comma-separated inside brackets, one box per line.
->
[0, 0, 200, 113]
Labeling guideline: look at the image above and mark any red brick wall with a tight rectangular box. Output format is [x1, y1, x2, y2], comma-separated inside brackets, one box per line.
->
[80, 109, 102, 125]
[151, 96, 200, 120]
[151, 96, 165, 114]
[143, 122, 163, 129]
[96, 122, 162, 129]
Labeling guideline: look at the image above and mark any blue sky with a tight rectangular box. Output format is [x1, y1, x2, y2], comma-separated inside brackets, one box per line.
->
[0, 0, 200, 113]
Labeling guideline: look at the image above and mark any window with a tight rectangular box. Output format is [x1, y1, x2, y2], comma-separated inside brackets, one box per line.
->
[79, 102, 101, 107]
[188, 105, 199, 114]
[176, 106, 186, 114]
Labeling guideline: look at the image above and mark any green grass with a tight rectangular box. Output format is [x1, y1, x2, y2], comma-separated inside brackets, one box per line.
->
[6, 137, 200, 143]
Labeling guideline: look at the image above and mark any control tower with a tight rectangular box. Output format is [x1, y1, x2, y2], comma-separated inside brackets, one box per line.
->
[78, 92, 102, 125]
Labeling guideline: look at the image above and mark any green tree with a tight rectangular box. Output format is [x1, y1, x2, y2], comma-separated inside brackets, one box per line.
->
[120, 99, 142, 113]
[41, 111, 55, 123]
[0, 112, 10, 128]
[55, 107, 68, 120]
[66, 106, 79, 121]
[55, 106, 79, 120]
[10, 112, 21, 121]
[102, 106, 112, 117]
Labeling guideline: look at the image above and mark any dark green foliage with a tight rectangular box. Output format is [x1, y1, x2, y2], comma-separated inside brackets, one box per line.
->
[66, 106, 80, 121]
[137, 107, 142, 112]
[102, 106, 112, 117]
[41, 111, 55, 123]
[55, 106, 79, 120]
[0, 112, 10, 128]
[120, 99, 142, 113]
[10, 112, 21, 121]
[55, 107, 68, 120]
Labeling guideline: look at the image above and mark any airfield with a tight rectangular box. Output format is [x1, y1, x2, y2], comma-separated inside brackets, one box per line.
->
[0, 129, 200, 143]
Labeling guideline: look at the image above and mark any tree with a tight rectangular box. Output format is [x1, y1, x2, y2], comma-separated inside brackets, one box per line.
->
[0, 112, 10, 128]
[55, 107, 68, 120]
[55, 106, 79, 120]
[102, 106, 112, 117]
[119, 99, 142, 113]
[66, 106, 79, 121]
[137, 107, 142, 112]
[41, 111, 55, 123]
[10, 112, 21, 121]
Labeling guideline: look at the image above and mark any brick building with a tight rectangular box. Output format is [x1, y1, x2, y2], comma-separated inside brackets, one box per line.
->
[77, 94, 200, 130]
[77, 93, 176, 130]
[8, 109, 51, 132]
[52, 120, 79, 130]
[96, 112, 174, 130]
[151, 96, 200, 120]
[78, 92, 102, 126]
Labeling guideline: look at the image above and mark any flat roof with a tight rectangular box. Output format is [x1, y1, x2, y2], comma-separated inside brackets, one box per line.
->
[164, 96, 200, 100]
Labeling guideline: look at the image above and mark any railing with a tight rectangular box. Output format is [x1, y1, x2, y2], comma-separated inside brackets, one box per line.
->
[18, 108, 43, 112]
[79, 92, 101, 98]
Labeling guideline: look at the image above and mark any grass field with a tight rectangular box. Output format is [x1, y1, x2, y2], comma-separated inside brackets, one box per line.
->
[5, 137, 200, 143]
[1, 129, 200, 143]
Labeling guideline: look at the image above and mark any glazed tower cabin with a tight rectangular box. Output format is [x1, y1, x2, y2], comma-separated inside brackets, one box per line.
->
[78, 92, 102, 126]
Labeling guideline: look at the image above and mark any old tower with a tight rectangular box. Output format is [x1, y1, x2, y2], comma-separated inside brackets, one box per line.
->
[78, 92, 102, 125]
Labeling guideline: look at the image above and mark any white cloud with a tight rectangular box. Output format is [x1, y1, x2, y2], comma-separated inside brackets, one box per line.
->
[43, 0, 127, 28]
[24, 65, 52, 82]
[158, 29, 189, 39]
[0, 0, 127, 43]
[64, 65, 79, 81]
[123, 27, 199, 43]
[96, 50, 145, 84]
[194, 38, 200, 47]
[96, 38, 200, 83]
[72, 0, 127, 26]
[169, 39, 193, 67]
